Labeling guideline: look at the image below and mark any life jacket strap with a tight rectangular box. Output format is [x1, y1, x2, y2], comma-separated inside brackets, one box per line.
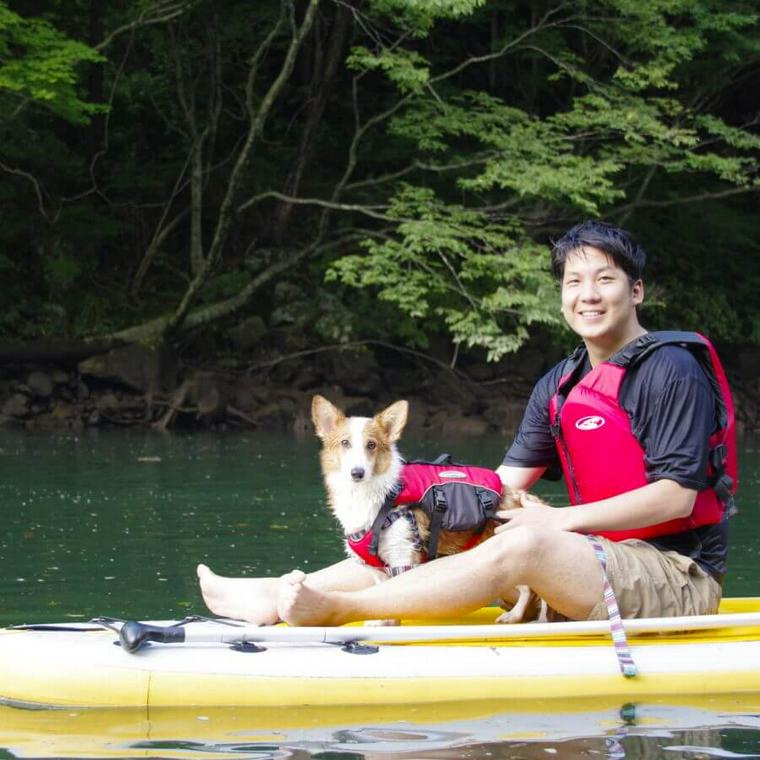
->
[427, 486, 449, 559]
[406, 453, 453, 465]
[551, 347, 589, 434]
[369, 481, 403, 557]
[476, 487, 497, 519]
[708, 443, 737, 516]
[387, 565, 415, 577]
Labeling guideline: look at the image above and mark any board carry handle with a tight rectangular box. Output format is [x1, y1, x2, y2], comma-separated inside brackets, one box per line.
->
[119, 620, 186, 652]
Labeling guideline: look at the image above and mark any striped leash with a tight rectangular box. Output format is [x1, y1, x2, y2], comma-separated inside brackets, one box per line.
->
[587, 535, 638, 678]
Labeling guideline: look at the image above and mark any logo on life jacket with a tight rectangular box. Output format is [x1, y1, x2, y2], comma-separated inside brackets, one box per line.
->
[439, 470, 467, 478]
[575, 415, 606, 431]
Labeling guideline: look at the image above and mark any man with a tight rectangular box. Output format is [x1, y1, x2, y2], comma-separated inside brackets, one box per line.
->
[198, 220, 735, 626]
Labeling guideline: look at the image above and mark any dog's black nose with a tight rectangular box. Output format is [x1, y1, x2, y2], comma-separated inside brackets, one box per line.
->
[351, 467, 365, 481]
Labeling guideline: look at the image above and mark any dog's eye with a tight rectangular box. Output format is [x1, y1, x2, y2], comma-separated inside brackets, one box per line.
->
[366, 440, 377, 451]
[340, 439, 350, 449]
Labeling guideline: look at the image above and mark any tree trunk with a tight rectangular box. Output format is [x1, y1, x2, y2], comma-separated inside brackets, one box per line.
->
[273, 3, 350, 243]
[163, 0, 321, 337]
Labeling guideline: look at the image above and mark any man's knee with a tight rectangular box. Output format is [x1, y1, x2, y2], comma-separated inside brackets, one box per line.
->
[480, 526, 549, 567]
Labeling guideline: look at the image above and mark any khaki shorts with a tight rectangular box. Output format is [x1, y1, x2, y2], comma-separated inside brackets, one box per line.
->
[546, 537, 722, 622]
[584, 537, 722, 620]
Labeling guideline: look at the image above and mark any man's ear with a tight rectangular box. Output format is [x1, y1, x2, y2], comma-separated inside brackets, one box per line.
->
[374, 400, 409, 443]
[632, 279, 644, 306]
[311, 395, 344, 439]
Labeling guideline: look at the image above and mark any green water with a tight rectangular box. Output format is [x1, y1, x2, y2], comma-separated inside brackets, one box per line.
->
[2, 429, 760, 759]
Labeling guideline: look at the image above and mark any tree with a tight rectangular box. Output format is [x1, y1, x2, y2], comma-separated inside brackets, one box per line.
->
[0, 0, 758, 364]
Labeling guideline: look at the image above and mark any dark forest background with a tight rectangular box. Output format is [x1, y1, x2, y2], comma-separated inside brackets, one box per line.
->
[1, 0, 759, 434]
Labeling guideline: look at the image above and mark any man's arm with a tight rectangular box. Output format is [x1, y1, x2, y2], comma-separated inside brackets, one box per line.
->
[496, 464, 547, 491]
[497, 477, 697, 534]
[558, 478, 697, 532]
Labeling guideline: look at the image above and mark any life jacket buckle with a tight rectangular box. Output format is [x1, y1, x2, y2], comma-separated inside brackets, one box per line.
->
[476, 488, 496, 519]
[433, 487, 448, 512]
[709, 444, 727, 470]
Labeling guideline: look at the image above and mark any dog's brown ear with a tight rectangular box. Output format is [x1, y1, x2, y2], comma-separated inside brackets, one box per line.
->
[374, 400, 408, 442]
[312, 395, 344, 438]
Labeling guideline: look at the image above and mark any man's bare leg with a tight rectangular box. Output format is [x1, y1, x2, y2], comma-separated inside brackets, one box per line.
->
[277, 527, 604, 625]
[197, 559, 382, 624]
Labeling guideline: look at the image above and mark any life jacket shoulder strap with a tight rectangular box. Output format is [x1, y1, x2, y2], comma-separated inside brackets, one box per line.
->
[550, 345, 589, 427]
[610, 331, 705, 369]
[611, 331, 730, 431]
[556, 344, 588, 394]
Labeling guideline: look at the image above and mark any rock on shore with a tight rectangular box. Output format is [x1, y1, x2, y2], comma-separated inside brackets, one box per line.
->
[1, 340, 758, 437]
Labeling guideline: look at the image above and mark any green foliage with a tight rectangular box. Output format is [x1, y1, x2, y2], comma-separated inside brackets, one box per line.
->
[633, 196, 760, 346]
[665, 287, 742, 345]
[328, 185, 561, 360]
[367, 0, 488, 36]
[0, 2, 105, 123]
[0, 0, 758, 364]
[326, 0, 760, 357]
[347, 47, 430, 93]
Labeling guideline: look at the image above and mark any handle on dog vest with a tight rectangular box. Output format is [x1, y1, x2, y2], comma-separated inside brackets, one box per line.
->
[427, 486, 449, 559]
[476, 487, 496, 519]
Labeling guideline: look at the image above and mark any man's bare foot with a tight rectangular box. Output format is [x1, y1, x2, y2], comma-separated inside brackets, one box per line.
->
[196, 564, 280, 625]
[277, 570, 346, 626]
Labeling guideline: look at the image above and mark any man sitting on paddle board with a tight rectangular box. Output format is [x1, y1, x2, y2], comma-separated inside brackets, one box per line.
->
[198, 220, 736, 627]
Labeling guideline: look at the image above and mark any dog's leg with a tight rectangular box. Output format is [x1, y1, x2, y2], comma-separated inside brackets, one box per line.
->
[490, 489, 546, 624]
[363, 516, 423, 626]
[495, 585, 543, 624]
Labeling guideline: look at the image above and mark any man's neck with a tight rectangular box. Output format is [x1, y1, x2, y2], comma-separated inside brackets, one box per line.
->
[585, 326, 648, 367]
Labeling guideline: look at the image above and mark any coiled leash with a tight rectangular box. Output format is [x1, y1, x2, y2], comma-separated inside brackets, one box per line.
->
[587, 536, 638, 678]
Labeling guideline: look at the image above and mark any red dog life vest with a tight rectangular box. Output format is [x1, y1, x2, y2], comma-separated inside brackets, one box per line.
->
[346, 458, 503, 568]
[549, 331, 737, 541]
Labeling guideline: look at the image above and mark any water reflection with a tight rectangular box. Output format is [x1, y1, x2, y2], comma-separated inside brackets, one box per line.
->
[3, 700, 760, 759]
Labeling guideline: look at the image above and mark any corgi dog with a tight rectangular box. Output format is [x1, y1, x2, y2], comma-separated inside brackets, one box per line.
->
[311, 394, 540, 624]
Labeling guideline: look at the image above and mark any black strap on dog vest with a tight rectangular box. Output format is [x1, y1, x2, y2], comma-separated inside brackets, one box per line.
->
[368, 482, 403, 557]
[426, 486, 448, 559]
[476, 486, 498, 519]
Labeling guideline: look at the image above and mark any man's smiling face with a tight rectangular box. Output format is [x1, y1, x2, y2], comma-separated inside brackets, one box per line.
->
[560, 245, 644, 359]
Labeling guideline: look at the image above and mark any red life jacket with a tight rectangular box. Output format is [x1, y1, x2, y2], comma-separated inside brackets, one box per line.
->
[346, 458, 503, 568]
[548, 331, 737, 541]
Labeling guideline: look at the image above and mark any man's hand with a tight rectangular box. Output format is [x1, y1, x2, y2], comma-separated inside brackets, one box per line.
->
[495, 492, 572, 533]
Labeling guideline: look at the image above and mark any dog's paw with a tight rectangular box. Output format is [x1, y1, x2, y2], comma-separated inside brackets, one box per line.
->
[494, 608, 524, 625]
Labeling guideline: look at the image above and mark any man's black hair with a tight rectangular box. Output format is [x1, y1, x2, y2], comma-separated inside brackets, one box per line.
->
[551, 220, 646, 282]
